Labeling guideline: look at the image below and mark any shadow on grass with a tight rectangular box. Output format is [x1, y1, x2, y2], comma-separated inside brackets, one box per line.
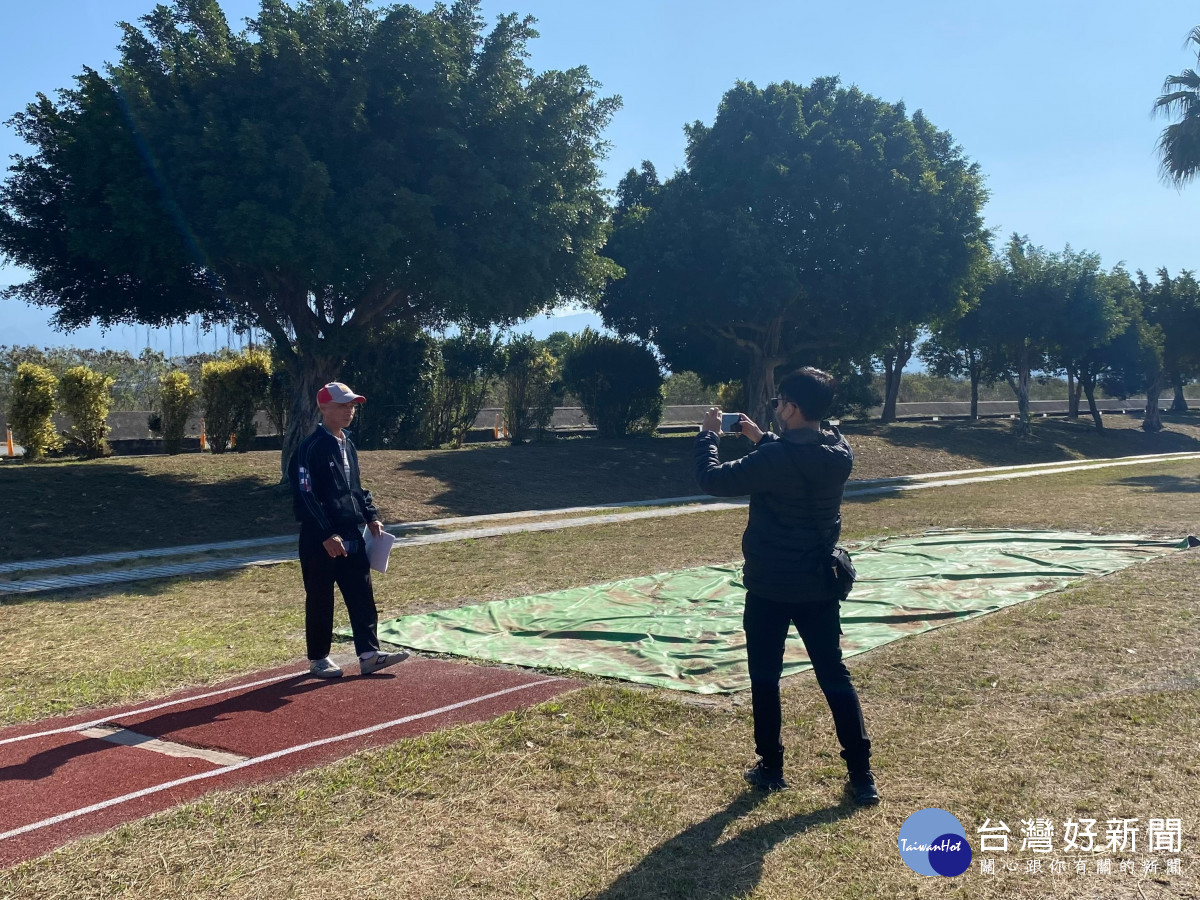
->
[846, 417, 1200, 469]
[392, 435, 703, 518]
[0, 559, 290, 608]
[1116, 474, 1200, 494]
[0, 463, 294, 564]
[588, 790, 860, 900]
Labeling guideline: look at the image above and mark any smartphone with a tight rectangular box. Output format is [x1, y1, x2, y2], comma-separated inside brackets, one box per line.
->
[721, 412, 742, 435]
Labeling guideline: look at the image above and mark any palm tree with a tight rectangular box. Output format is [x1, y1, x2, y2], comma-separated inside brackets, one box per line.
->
[1155, 26, 1200, 186]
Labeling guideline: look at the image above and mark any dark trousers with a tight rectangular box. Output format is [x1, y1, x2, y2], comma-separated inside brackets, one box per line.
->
[299, 531, 380, 660]
[743, 591, 871, 774]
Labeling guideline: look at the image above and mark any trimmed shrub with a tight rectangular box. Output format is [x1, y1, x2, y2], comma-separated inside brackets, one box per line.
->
[423, 331, 503, 448]
[201, 359, 237, 453]
[8, 363, 62, 460]
[159, 370, 196, 454]
[201, 350, 271, 453]
[59, 366, 115, 457]
[562, 330, 664, 438]
[662, 370, 715, 406]
[716, 381, 746, 415]
[230, 349, 272, 451]
[264, 366, 291, 442]
[502, 334, 562, 443]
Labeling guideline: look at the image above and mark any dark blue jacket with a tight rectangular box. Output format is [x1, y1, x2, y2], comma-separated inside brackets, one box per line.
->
[288, 424, 379, 542]
[695, 426, 853, 603]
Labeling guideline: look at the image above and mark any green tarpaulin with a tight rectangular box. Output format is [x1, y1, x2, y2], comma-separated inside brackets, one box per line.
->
[347, 530, 1194, 693]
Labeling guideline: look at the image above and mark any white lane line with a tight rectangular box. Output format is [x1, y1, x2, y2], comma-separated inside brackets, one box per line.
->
[2, 452, 1196, 597]
[78, 725, 249, 766]
[0, 678, 563, 844]
[0, 670, 301, 747]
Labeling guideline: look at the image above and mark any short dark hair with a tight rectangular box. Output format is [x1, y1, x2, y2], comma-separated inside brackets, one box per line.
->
[777, 367, 835, 421]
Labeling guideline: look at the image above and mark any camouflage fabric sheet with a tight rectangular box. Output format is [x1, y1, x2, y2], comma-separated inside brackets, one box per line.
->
[348, 530, 1192, 694]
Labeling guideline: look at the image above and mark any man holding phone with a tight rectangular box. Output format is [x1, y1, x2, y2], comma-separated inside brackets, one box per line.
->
[695, 367, 878, 805]
[288, 382, 408, 678]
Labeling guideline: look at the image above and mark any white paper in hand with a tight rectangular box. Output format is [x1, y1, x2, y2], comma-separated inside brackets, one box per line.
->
[365, 530, 396, 574]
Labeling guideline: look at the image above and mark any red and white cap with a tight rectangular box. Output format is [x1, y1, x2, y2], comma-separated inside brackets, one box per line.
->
[316, 382, 366, 405]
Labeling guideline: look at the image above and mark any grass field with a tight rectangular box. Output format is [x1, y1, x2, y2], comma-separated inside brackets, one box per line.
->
[1, 419, 1199, 898]
[1, 411, 1199, 564]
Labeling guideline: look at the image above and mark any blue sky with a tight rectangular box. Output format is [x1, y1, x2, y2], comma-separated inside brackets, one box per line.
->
[2, 0, 1199, 359]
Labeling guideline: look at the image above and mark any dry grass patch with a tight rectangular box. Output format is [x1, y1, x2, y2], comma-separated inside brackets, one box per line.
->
[3, 459, 1198, 726]
[2, 545, 1196, 899]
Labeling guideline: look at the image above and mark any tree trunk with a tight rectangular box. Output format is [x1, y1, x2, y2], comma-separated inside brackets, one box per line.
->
[1005, 360, 1032, 437]
[968, 351, 980, 421]
[280, 356, 341, 480]
[1142, 379, 1165, 433]
[745, 354, 779, 433]
[879, 336, 914, 424]
[1067, 371, 1080, 419]
[742, 317, 785, 430]
[1081, 375, 1103, 433]
[1171, 378, 1189, 413]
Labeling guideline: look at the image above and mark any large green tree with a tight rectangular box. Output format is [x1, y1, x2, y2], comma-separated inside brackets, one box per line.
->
[1045, 259, 1131, 433]
[599, 78, 986, 427]
[1155, 25, 1200, 185]
[0, 0, 619, 472]
[977, 235, 1065, 436]
[919, 306, 1003, 422]
[1127, 269, 1200, 431]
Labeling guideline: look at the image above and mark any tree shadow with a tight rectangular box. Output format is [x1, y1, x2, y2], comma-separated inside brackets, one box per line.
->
[586, 790, 861, 900]
[1116, 474, 1200, 494]
[848, 418, 1200, 469]
[0, 463, 293, 564]
[0, 673, 333, 781]
[392, 435, 701, 517]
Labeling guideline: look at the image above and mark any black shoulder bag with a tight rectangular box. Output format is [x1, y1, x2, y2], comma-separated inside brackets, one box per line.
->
[829, 546, 857, 601]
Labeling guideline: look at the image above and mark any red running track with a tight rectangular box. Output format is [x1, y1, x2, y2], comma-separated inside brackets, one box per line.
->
[0, 657, 572, 868]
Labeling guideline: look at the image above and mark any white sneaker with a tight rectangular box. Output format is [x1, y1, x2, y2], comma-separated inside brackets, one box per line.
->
[359, 650, 409, 675]
[309, 657, 343, 678]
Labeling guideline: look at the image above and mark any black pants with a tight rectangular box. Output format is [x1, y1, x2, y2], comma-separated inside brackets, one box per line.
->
[743, 591, 871, 774]
[299, 530, 380, 660]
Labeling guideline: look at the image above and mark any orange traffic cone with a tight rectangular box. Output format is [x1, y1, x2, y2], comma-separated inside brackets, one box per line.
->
[199, 419, 208, 451]
[5, 426, 14, 458]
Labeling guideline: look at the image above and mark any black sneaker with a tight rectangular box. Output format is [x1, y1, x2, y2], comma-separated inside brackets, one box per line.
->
[743, 761, 787, 792]
[846, 770, 880, 806]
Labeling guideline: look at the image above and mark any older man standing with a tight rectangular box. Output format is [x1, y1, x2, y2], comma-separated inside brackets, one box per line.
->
[288, 381, 407, 678]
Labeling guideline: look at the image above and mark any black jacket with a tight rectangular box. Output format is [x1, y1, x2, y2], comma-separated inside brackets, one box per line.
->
[695, 426, 853, 603]
[288, 424, 379, 542]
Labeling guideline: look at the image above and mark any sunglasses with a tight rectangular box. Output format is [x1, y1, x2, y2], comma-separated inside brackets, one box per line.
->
[769, 397, 784, 410]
